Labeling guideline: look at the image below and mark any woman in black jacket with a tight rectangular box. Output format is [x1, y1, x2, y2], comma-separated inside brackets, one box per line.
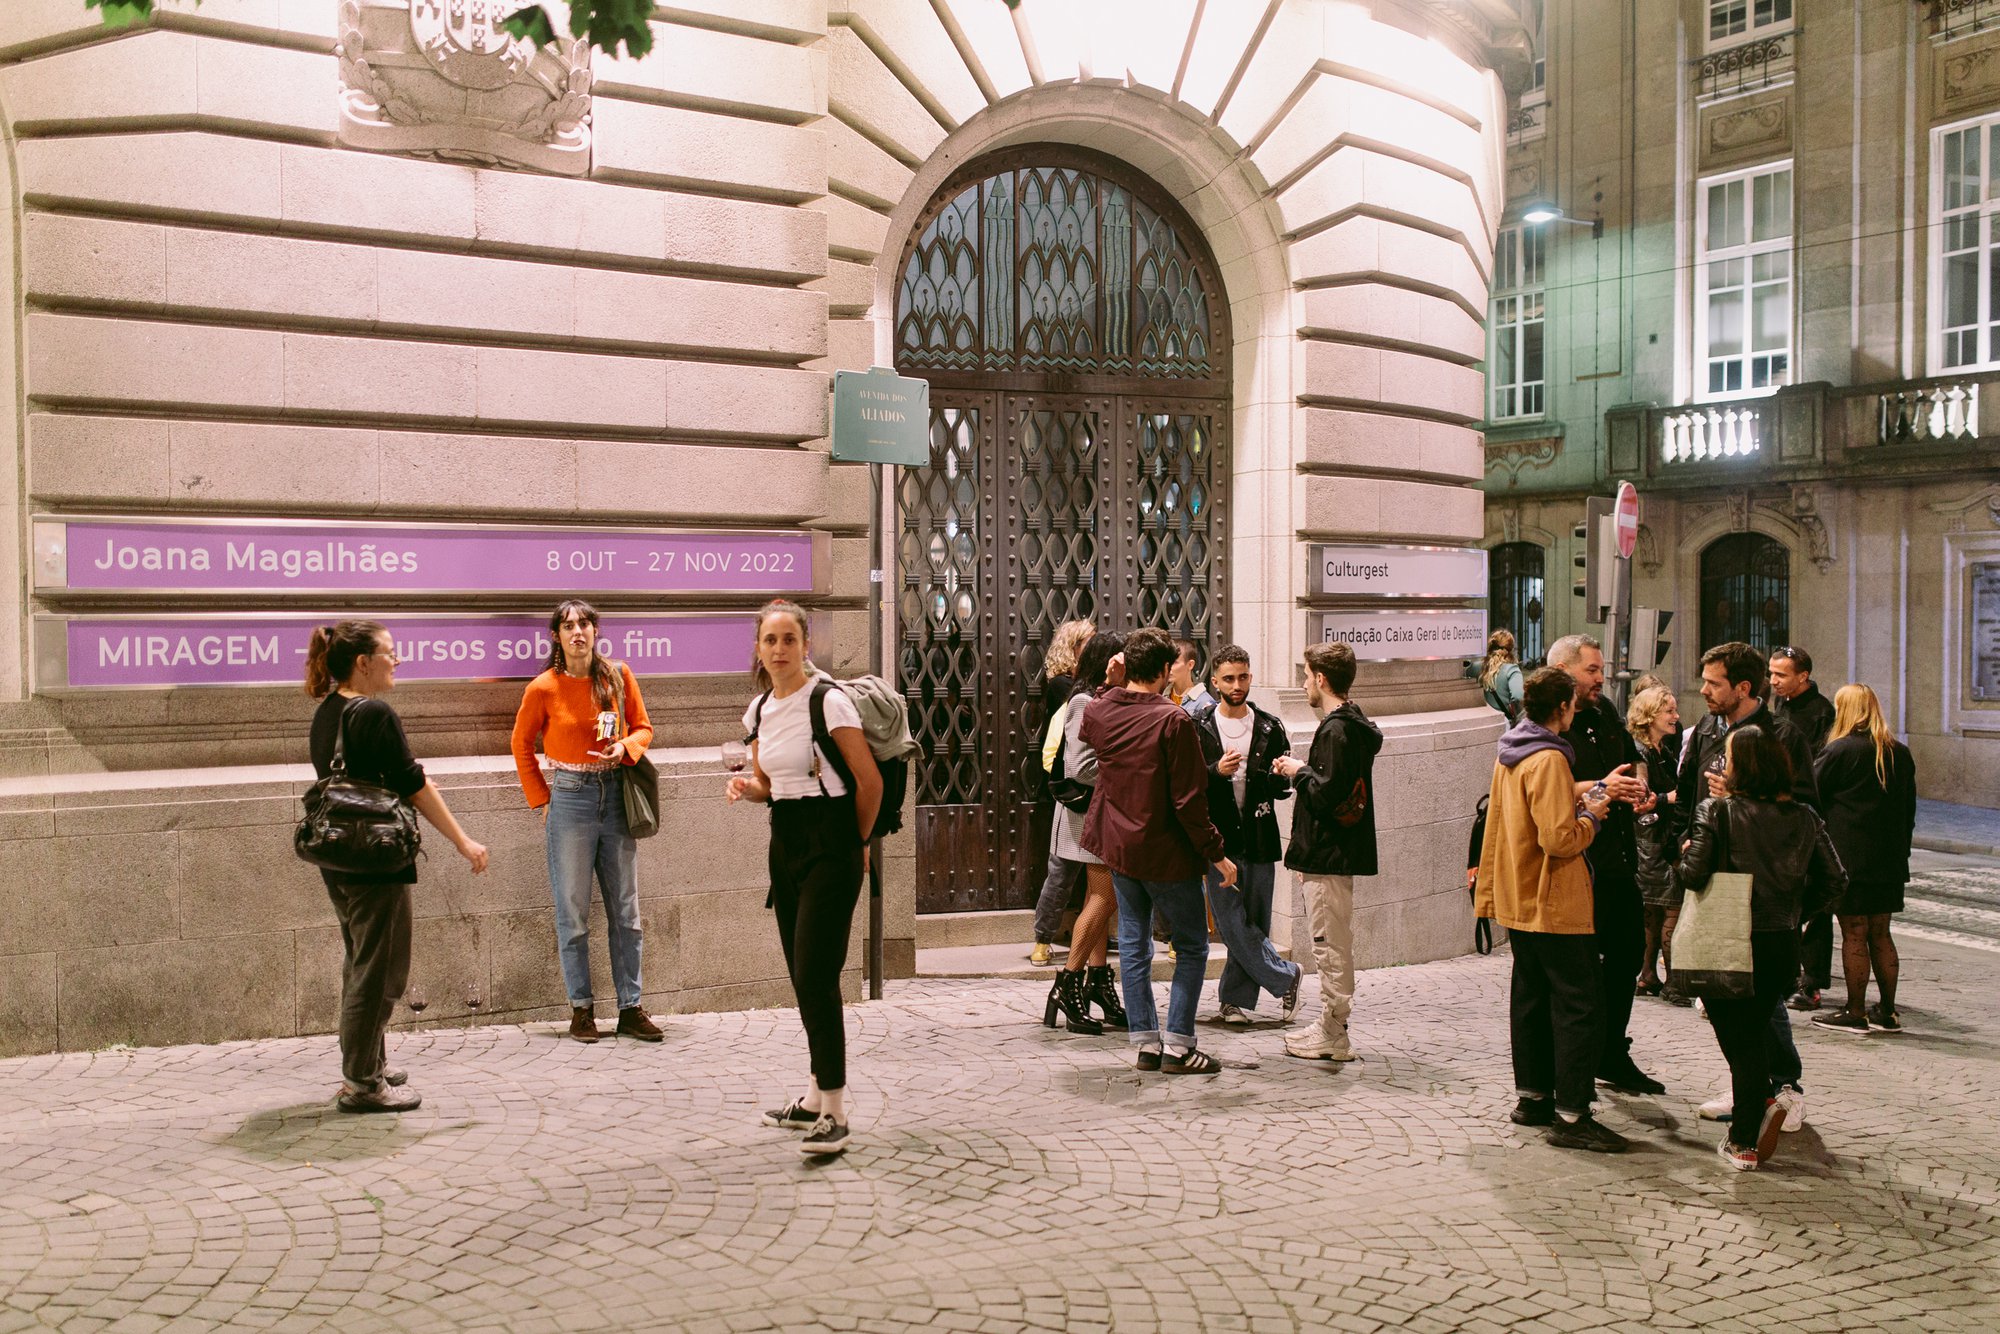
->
[1627, 685, 1685, 1002]
[305, 621, 488, 1113]
[1810, 684, 1917, 1036]
[1676, 725, 1844, 1172]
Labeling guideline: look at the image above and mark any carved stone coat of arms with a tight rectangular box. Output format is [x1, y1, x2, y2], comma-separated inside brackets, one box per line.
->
[337, 0, 592, 175]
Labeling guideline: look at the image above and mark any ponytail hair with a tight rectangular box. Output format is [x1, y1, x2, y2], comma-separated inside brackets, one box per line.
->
[751, 599, 811, 693]
[545, 599, 621, 711]
[304, 620, 386, 698]
[1479, 628, 1518, 691]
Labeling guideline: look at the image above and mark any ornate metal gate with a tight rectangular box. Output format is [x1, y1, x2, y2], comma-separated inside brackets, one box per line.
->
[892, 148, 1231, 913]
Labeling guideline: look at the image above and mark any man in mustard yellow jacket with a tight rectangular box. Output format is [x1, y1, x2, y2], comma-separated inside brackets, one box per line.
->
[1475, 666, 1617, 1152]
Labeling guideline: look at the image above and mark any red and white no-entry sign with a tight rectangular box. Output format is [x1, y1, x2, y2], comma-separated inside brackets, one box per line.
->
[1614, 481, 1640, 560]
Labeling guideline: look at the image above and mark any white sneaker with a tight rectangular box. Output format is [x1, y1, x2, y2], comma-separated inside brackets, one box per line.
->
[1698, 1088, 1734, 1121]
[1774, 1085, 1805, 1132]
[1218, 1003, 1252, 1025]
[1284, 1023, 1355, 1062]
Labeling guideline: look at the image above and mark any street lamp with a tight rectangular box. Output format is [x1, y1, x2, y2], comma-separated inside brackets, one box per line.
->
[1520, 202, 1604, 239]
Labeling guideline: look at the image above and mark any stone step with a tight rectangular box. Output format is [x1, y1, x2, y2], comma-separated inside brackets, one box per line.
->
[916, 908, 1037, 950]
[916, 940, 1288, 982]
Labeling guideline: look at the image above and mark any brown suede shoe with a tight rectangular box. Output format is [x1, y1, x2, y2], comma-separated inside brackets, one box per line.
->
[617, 1007, 664, 1042]
[569, 1007, 600, 1043]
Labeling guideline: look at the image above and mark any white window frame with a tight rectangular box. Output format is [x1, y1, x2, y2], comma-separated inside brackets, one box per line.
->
[1706, 0, 1794, 52]
[1488, 221, 1548, 422]
[1930, 111, 2000, 375]
[1694, 161, 1794, 402]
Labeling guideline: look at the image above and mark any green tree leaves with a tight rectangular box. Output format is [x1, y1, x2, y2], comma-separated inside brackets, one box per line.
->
[498, 2, 654, 60]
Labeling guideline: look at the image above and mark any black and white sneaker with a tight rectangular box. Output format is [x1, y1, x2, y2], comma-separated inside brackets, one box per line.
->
[762, 1097, 818, 1130]
[799, 1114, 851, 1156]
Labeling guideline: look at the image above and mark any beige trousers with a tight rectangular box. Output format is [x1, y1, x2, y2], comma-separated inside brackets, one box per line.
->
[1299, 873, 1356, 1034]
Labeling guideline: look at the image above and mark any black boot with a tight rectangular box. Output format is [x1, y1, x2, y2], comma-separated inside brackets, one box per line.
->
[1086, 965, 1128, 1029]
[1041, 969, 1103, 1035]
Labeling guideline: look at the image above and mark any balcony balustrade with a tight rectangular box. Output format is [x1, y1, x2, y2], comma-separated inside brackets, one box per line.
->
[1878, 381, 1980, 445]
[1693, 31, 1795, 103]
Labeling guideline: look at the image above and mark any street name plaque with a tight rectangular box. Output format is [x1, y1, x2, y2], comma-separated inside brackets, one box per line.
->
[34, 612, 766, 690]
[1307, 543, 1488, 598]
[32, 517, 826, 598]
[1310, 608, 1488, 662]
[830, 366, 930, 466]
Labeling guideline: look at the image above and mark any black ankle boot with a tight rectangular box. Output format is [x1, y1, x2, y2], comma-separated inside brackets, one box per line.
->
[1086, 965, 1128, 1029]
[1042, 969, 1102, 1035]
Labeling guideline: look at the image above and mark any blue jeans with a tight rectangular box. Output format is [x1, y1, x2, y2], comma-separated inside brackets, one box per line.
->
[546, 769, 642, 1010]
[1205, 861, 1299, 1010]
[1768, 998, 1803, 1093]
[1112, 874, 1209, 1055]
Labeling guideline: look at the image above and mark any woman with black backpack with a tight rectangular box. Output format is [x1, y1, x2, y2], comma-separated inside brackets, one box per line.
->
[727, 600, 882, 1157]
[304, 621, 487, 1114]
[1043, 631, 1128, 1035]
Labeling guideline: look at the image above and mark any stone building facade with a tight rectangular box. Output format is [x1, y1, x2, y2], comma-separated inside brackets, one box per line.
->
[1486, 0, 2000, 807]
[0, 0, 1528, 1056]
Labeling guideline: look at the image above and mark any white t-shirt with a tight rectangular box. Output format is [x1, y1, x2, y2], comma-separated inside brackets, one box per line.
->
[743, 684, 864, 800]
[1216, 708, 1254, 810]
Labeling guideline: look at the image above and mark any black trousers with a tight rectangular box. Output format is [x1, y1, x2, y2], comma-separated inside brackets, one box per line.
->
[1509, 930, 1603, 1115]
[1705, 932, 1800, 1147]
[1593, 875, 1643, 1069]
[1798, 911, 1834, 991]
[769, 796, 864, 1092]
[323, 875, 413, 1093]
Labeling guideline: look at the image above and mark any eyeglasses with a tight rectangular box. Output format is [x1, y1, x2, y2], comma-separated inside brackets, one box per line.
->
[1771, 647, 1800, 661]
[368, 647, 401, 665]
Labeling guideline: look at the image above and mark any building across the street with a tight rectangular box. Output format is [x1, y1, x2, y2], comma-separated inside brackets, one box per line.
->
[1485, 0, 2000, 807]
[0, 0, 1532, 1056]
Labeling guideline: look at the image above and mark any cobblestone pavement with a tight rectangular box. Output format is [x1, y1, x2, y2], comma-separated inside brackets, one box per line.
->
[1904, 849, 2000, 946]
[4, 909, 2000, 1332]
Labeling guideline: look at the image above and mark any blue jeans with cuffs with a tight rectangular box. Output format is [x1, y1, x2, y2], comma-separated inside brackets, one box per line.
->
[546, 768, 642, 1010]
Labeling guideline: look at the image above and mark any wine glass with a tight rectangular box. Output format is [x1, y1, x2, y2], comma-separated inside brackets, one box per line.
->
[721, 741, 748, 774]
[405, 982, 428, 1017]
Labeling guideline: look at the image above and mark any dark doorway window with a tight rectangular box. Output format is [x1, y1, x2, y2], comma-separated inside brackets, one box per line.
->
[1489, 541, 1547, 665]
[1700, 532, 1789, 655]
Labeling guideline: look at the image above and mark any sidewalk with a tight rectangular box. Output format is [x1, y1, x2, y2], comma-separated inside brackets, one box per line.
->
[1916, 798, 2000, 857]
[3, 934, 1998, 1332]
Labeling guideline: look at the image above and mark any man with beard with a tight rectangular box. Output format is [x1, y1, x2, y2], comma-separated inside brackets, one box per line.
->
[1546, 634, 1663, 1097]
[1190, 646, 1303, 1024]
[1272, 641, 1382, 1062]
[1769, 645, 1837, 1008]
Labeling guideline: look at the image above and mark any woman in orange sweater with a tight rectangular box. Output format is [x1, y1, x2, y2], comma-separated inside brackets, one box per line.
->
[511, 599, 659, 1044]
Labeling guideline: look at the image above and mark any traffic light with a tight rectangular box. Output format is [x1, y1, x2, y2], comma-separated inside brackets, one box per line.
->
[1571, 495, 1615, 624]
[1629, 606, 1673, 673]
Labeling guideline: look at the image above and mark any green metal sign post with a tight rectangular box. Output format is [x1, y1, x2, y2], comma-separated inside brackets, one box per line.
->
[831, 366, 929, 1001]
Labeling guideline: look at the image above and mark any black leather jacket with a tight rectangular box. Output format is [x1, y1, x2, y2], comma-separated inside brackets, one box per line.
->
[1190, 701, 1292, 864]
[1675, 796, 1846, 933]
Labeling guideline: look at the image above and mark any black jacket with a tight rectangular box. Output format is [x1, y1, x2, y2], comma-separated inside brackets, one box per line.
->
[1676, 701, 1819, 818]
[1813, 729, 1917, 886]
[1190, 701, 1291, 864]
[1772, 682, 1836, 755]
[1566, 695, 1642, 886]
[1675, 796, 1846, 933]
[1283, 702, 1383, 876]
[1633, 739, 1681, 902]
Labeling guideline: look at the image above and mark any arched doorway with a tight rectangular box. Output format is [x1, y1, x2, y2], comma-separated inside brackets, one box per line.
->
[1699, 532, 1790, 656]
[1488, 541, 1547, 666]
[892, 146, 1232, 913]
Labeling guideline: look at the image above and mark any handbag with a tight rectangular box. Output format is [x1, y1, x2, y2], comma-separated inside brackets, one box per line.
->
[1668, 800, 1755, 1000]
[612, 668, 661, 839]
[294, 698, 422, 876]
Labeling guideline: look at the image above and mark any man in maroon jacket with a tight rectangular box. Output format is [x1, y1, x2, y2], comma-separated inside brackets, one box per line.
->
[1082, 627, 1238, 1075]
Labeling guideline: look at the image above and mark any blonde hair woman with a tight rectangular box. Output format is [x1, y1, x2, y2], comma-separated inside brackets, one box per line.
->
[1626, 686, 1686, 1003]
[1810, 684, 1917, 1035]
[1480, 629, 1524, 721]
[1029, 618, 1098, 965]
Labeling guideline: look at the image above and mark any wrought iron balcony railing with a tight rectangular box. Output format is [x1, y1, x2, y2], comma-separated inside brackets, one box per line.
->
[1693, 31, 1795, 102]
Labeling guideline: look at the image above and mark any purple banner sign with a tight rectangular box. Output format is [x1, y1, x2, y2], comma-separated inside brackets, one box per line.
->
[33, 518, 824, 597]
[37, 613, 762, 690]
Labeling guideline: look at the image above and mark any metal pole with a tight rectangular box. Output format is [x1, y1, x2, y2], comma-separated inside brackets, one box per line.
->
[866, 461, 886, 1001]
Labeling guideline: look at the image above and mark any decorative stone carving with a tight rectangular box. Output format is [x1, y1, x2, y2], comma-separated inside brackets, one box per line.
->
[1766, 486, 1834, 573]
[1499, 506, 1521, 546]
[1703, 98, 1789, 169]
[1635, 521, 1663, 575]
[1485, 435, 1559, 487]
[1937, 35, 2000, 118]
[1926, 484, 2000, 531]
[337, 0, 593, 176]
